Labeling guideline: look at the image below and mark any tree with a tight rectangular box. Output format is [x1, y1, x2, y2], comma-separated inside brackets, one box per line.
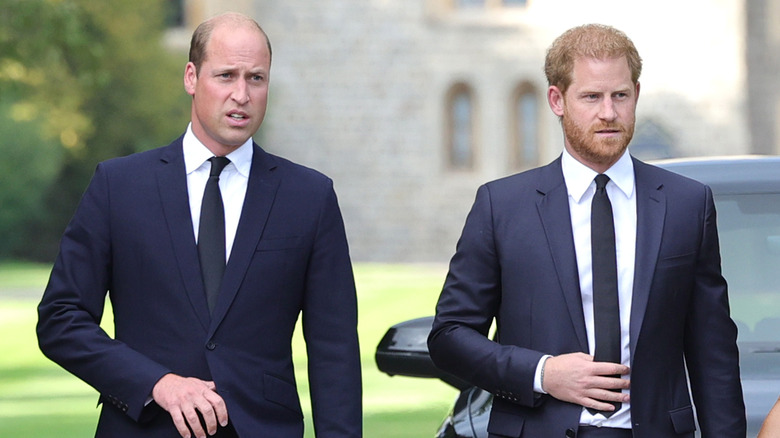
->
[0, 0, 190, 261]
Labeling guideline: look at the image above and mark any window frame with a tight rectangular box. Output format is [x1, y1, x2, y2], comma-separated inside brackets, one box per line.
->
[509, 82, 542, 170]
[445, 82, 477, 171]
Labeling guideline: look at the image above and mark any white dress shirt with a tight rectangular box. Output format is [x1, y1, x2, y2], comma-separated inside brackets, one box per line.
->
[534, 149, 636, 429]
[563, 148, 636, 428]
[182, 124, 252, 262]
[143, 125, 252, 406]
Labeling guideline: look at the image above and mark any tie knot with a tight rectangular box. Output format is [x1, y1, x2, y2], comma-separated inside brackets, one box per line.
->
[595, 174, 610, 190]
[208, 156, 231, 177]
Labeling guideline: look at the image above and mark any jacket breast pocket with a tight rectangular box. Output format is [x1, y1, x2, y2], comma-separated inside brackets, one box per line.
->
[255, 236, 304, 252]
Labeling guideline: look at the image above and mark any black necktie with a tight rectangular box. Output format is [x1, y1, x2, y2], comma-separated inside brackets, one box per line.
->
[198, 156, 231, 313]
[589, 173, 622, 416]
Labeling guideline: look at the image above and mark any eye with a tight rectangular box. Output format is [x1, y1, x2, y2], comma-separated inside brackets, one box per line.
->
[249, 73, 267, 83]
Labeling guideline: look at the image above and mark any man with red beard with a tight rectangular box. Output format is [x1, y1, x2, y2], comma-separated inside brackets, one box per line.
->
[428, 24, 745, 438]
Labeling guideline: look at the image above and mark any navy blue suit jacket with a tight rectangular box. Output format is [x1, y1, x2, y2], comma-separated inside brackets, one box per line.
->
[37, 137, 362, 437]
[428, 156, 745, 438]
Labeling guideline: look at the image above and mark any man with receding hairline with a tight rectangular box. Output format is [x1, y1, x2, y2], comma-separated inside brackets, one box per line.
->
[428, 24, 745, 437]
[37, 12, 361, 438]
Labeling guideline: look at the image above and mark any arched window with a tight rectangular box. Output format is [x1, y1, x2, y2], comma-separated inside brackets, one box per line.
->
[511, 83, 540, 169]
[446, 83, 476, 169]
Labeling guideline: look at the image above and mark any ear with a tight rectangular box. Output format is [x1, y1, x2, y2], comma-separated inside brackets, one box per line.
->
[634, 81, 641, 103]
[548, 85, 565, 117]
[184, 62, 197, 96]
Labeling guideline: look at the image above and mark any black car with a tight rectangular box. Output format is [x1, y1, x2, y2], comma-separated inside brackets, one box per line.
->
[376, 156, 780, 437]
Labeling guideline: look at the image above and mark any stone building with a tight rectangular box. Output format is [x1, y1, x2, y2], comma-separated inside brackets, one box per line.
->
[168, 0, 750, 262]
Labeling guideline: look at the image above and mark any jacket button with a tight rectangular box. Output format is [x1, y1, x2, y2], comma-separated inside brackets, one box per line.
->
[206, 341, 217, 350]
[566, 429, 576, 437]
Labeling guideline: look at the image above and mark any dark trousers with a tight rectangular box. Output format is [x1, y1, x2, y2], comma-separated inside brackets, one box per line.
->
[213, 423, 239, 438]
[195, 418, 239, 438]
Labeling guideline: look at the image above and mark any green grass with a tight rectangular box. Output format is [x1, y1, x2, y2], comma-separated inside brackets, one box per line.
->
[0, 262, 458, 437]
[0, 262, 52, 291]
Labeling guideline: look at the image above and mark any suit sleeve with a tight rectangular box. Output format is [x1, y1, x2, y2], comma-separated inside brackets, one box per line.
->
[36, 163, 171, 422]
[301, 180, 362, 437]
[428, 184, 545, 407]
[684, 185, 746, 437]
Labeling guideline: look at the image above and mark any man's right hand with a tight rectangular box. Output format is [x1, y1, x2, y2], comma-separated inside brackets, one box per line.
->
[152, 373, 229, 438]
[541, 352, 631, 413]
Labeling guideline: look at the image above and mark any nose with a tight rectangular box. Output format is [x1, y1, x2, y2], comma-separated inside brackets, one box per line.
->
[598, 98, 617, 121]
[232, 79, 250, 104]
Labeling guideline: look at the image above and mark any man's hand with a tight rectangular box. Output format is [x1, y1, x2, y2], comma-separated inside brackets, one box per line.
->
[152, 373, 229, 438]
[542, 352, 630, 412]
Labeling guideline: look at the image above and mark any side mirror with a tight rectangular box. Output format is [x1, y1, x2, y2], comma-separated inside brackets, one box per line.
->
[375, 316, 470, 390]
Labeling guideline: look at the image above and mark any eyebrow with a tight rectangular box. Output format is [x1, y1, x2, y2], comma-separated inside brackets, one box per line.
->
[578, 87, 632, 95]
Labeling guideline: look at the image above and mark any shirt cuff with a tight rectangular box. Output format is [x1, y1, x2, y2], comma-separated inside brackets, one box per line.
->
[533, 355, 553, 394]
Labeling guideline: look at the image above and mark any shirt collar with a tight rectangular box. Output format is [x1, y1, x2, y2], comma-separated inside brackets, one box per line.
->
[182, 123, 253, 177]
[562, 147, 635, 203]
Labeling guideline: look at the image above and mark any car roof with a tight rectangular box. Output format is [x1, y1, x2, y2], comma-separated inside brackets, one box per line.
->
[652, 155, 780, 195]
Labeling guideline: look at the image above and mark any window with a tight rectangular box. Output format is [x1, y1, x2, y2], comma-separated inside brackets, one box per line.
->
[446, 83, 476, 169]
[452, 0, 527, 9]
[511, 83, 541, 169]
[428, 0, 530, 27]
[457, 0, 486, 6]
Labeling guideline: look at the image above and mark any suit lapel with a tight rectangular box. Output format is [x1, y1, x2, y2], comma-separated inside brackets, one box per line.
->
[156, 139, 211, 330]
[629, 159, 666, 361]
[536, 158, 589, 352]
[209, 144, 280, 333]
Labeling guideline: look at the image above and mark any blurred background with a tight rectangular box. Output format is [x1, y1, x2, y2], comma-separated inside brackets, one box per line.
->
[1, 0, 776, 435]
[4, 0, 779, 264]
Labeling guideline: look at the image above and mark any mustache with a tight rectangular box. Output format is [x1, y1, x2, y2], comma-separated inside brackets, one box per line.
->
[593, 123, 624, 132]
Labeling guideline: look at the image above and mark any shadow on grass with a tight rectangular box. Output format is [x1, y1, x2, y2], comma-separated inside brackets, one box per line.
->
[363, 406, 449, 438]
[0, 364, 68, 381]
[0, 413, 97, 437]
[1, 406, 450, 438]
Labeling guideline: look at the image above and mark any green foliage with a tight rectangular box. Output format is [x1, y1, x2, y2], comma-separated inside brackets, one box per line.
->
[0, 0, 101, 148]
[0, 0, 190, 261]
[0, 100, 63, 256]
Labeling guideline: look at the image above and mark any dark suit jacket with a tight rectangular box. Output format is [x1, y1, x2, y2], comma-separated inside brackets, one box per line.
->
[428, 156, 745, 438]
[37, 137, 362, 437]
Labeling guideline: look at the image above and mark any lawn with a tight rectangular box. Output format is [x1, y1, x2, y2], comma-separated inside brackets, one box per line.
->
[0, 262, 458, 437]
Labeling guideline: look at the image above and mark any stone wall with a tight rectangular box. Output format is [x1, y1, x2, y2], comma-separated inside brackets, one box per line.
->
[174, 0, 748, 262]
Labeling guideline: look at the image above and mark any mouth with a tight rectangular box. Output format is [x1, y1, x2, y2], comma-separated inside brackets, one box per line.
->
[228, 112, 248, 120]
[595, 128, 622, 137]
[226, 111, 250, 126]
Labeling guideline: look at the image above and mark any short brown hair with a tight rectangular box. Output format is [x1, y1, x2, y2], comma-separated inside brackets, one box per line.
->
[544, 24, 642, 93]
[188, 12, 272, 76]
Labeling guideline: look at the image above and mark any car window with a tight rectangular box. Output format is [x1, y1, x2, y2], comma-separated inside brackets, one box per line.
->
[716, 193, 780, 378]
